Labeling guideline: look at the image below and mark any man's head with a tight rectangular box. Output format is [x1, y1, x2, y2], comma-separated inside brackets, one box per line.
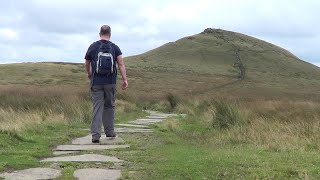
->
[99, 25, 111, 38]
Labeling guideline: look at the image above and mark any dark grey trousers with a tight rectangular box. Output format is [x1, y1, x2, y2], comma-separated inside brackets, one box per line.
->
[91, 84, 116, 139]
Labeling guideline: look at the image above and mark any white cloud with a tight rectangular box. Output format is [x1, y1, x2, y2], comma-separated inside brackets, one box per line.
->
[0, 0, 319, 64]
[0, 28, 19, 41]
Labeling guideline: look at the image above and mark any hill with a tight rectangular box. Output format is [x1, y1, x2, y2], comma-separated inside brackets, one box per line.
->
[0, 28, 319, 100]
[125, 28, 320, 100]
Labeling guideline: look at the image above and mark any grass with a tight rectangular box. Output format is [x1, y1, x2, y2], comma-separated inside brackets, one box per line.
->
[0, 85, 90, 131]
[1, 79, 320, 179]
[0, 122, 88, 172]
[136, 140, 320, 179]
[212, 101, 245, 129]
[173, 99, 320, 151]
[0, 62, 86, 86]
[0, 85, 145, 173]
[106, 99, 320, 179]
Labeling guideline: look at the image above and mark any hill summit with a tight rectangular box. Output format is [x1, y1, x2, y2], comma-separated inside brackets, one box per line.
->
[125, 28, 320, 99]
[201, 28, 298, 59]
[127, 28, 319, 78]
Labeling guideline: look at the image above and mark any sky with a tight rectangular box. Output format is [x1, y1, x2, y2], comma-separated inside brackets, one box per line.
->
[0, 0, 319, 67]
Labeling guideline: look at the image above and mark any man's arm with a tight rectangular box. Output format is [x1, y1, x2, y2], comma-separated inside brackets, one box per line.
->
[85, 60, 91, 79]
[117, 55, 128, 90]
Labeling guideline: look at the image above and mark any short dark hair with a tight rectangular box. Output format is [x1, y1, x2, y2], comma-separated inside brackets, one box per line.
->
[100, 25, 111, 36]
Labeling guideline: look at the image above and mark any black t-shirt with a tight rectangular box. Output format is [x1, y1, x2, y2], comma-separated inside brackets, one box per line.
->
[85, 40, 122, 85]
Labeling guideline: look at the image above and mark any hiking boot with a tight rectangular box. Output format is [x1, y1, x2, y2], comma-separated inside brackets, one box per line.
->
[106, 131, 116, 138]
[92, 138, 100, 143]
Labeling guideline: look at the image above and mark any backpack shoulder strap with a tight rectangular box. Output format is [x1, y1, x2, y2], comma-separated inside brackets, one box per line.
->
[97, 41, 104, 48]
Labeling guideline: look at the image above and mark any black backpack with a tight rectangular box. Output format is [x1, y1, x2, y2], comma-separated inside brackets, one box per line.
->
[94, 41, 116, 75]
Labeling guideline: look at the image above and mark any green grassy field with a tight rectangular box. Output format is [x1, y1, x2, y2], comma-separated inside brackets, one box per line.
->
[1, 28, 320, 179]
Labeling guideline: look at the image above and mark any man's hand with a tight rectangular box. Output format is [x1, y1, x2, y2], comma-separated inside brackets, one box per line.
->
[87, 73, 91, 79]
[122, 79, 128, 90]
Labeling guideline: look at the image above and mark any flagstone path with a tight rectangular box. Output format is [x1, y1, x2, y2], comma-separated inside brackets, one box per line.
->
[0, 110, 184, 180]
[74, 168, 121, 180]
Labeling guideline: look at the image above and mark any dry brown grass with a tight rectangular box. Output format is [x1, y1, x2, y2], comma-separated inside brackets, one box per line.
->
[168, 98, 320, 151]
[0, 108, 65, 131]
[0, 85, 90, 131]
[0, 85, 142, 132]
[0, 84, 87, 96]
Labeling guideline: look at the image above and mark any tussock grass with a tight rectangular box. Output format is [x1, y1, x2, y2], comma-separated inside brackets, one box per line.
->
[0, 85, 139, 132]
[165, 98, 320, 151]
[141, 100, 171, 112]
[211, 101, 245, 129]
[0, 85, 91, 132]
[116, 99, 139, 113]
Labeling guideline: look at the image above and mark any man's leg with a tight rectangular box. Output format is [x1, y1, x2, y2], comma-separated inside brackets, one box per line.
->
[91, 85, 105, 141]
[102, 84, 116, 137]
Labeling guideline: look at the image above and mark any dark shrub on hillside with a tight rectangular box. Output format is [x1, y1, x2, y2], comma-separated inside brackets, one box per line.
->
[166, 93, 180, 110]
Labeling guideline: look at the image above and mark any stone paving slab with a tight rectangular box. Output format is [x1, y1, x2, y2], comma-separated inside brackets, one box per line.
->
[74, 168, 121, 180]
[56, 144, 130, 151]
[130, 119, 164, 125]
[146, 116, 167, 119]
[115, 124, 150, 128]
[81, 126, 151, 130]
[72, 135, 124, 145]
[130, 121, 157, 125]
[116, 128, 154, 133]
[41, 154, 122, 162]
[53, 151, 80, 156]
[135, 118, 164, 122]
[150, 113, 187, 117]
[149, 113, 177, 117]
[0, 168, 61, 180]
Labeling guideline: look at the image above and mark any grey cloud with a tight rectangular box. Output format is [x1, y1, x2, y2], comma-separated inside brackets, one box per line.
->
[21, 0, 144, 35]
[0, 0, 319, 64]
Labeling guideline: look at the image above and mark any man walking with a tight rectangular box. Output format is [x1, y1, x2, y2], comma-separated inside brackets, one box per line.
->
[85, 25, 128, 143]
